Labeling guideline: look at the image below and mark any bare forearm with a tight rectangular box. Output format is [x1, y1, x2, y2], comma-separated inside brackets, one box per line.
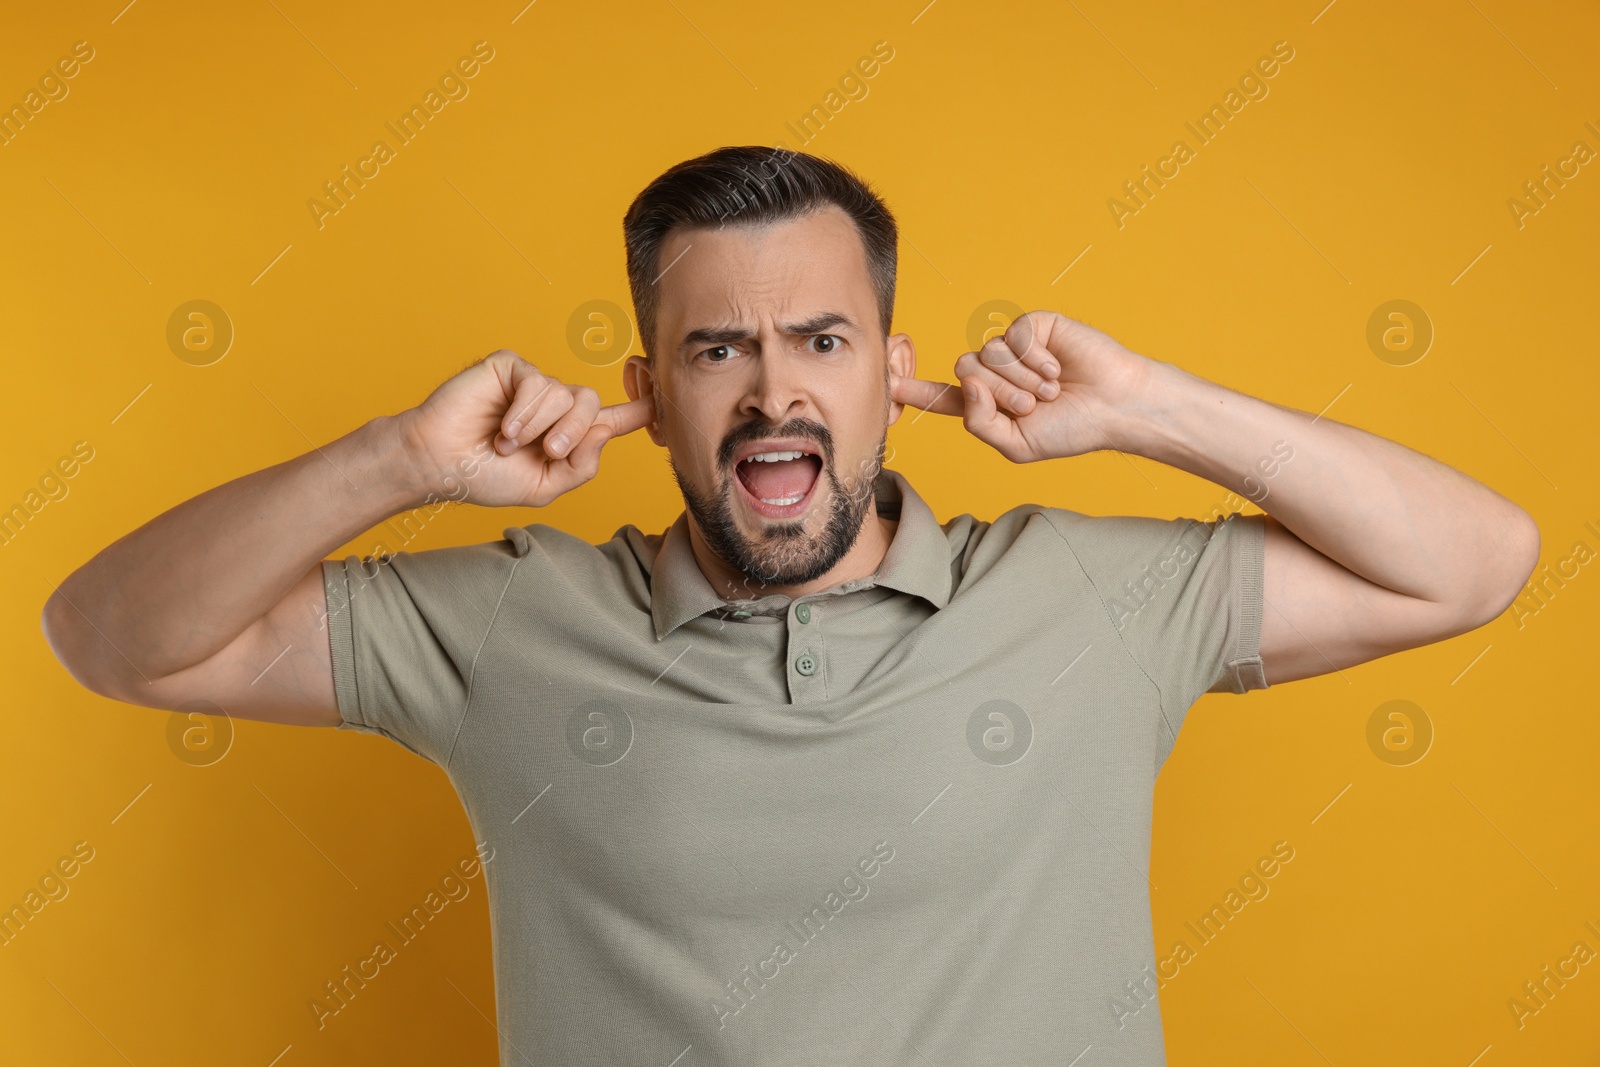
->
[1114, 359, 1539, 609]
[44, 414, 422, 685]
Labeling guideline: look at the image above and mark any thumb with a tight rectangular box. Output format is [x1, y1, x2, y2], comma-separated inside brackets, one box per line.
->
[960, 378, 1021, 457]
[961, 378, 998, 435]
[562, 419, 616, 482]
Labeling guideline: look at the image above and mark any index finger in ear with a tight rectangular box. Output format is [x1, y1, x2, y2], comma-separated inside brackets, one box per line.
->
[891, 374, 965, 416]
[597, 394, 657, 437]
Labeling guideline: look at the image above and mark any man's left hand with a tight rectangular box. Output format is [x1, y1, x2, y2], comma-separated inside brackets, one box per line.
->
[891, 311, 1158, 463]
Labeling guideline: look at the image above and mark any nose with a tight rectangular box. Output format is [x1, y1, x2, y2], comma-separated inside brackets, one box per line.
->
[740, 340, 807, 425]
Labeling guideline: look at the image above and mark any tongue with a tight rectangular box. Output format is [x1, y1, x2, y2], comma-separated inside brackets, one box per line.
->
[740, 456, 819, 501]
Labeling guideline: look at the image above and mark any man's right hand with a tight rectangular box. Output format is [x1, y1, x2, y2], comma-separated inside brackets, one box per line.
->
[397, 349, 656, 508]
[41, 347, 658, 729]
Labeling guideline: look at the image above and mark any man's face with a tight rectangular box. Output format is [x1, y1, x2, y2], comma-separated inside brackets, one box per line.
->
[625, 204, 914, 593]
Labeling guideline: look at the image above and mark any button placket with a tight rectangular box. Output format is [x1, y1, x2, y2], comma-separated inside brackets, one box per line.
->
[787, 598, 827, 701]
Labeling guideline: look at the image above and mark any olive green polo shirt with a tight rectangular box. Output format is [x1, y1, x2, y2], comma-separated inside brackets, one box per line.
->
[322, 467, 1267, 1065]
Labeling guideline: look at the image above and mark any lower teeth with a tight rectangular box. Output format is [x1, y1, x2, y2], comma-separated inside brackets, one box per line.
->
[760, 495, 802, 506]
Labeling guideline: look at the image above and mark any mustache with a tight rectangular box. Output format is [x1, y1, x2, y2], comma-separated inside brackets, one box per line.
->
[717, 418, 835, 468]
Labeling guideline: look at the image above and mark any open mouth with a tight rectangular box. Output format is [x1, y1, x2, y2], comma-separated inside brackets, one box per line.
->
[733, 448, 824, 519]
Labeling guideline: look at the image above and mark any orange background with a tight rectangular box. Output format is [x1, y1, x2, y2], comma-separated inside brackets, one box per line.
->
[3, 0, 1597, 1063]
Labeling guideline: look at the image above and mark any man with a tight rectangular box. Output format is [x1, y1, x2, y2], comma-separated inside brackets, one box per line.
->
[41, 145, 1538, 1065]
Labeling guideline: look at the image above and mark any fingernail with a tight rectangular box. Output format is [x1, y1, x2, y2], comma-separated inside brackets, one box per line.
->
[1042, 362, 1058, 376]
[506, 420, 522, 439]
[1039, 380, 1059, 397]
[546, 433, 568, 455]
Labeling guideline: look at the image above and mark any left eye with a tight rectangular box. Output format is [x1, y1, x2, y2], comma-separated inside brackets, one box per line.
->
[811, 335, 841, 353]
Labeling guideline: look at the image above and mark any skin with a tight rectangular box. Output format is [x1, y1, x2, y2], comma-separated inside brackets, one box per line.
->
[621, 205, 916, 600]
[895, 314, 1541, 685]
[39, 201, 1540, 727]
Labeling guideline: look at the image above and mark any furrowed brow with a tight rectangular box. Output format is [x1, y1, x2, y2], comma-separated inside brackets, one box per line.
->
[678, 311, 859, 351]
[783, 311, 856, 337]
[679, 324, 750, 349]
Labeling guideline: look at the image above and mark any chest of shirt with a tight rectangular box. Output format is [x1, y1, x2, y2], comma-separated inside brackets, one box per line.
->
[444, 583, 1163, 933]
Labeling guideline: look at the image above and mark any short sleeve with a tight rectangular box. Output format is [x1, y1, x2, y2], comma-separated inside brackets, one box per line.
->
[1051, 510, 1268, 715]
[320, 539, 521, 766]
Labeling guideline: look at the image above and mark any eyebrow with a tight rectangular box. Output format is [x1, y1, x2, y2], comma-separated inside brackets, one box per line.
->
[678, 311, 858, 351]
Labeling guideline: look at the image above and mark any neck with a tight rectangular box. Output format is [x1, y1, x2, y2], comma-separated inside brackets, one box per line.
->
[687, 496, 898, 601]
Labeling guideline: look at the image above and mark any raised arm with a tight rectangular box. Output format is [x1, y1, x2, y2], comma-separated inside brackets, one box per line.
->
[40, 350, 653, 726]
[890, 311, 1542, 686]
[1115, 357, 1540, 684]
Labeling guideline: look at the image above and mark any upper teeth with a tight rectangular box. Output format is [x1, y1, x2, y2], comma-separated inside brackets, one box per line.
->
[744, 450, 805, 463]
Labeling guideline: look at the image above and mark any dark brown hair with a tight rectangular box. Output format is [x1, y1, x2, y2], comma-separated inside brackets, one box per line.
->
[622, 146, 898, 361]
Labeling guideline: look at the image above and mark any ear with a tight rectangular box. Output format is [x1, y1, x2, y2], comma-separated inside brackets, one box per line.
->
[623, 355, 666, 447]
[885, 331, 916, 426]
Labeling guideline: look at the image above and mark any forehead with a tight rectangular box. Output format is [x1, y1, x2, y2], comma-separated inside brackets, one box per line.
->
[654, 205, 875, 342]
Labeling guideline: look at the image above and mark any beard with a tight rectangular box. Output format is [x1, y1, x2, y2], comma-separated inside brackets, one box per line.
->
[670, 415, 887, 595]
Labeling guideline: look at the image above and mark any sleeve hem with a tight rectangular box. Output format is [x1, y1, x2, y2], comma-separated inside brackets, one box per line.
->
[321, 558, 366, 728]
[1219, 513, 1269, 693]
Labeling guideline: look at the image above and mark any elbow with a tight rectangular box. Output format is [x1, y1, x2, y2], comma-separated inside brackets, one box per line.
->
[41, 591, 90, 691]
[1515, 510, 1542, 584]
[40, 590, 74, 670]
[1466, 508, 1541, 628]
[40, 590, 122, 700]
[1502, 509, 1542, 608]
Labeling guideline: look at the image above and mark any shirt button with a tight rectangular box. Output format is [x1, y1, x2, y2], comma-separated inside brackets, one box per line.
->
[795, 603, 812, 624]
[795, 653, 817, 676]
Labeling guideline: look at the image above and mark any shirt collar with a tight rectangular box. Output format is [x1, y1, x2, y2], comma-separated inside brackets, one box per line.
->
[646, 467, 952, 642]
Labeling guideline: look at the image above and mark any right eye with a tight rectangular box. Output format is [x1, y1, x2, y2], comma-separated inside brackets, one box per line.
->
[698, 345, 737, 364]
